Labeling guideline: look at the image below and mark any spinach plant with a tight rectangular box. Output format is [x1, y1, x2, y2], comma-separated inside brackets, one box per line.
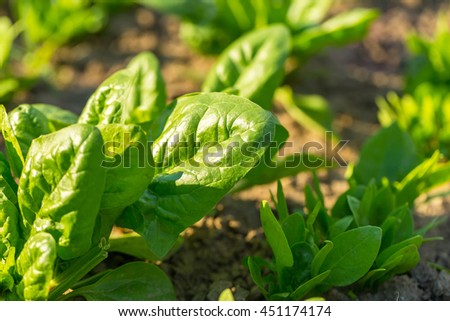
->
[377, 12, 450, 158]
[138, 0, 378, 57]
[248, 124, 449, 299]
[0, 51, 283, 300]
[0, 0, 128, 103]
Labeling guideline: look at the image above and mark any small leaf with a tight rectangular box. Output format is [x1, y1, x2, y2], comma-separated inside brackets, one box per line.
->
[276, 180, 289, 222]
[260, 201, 293, 270]
[247, 256, 268, 297]
[311, 240, 334, 277]
[306, 202, 321, 234]
[319, 226, 382, 286]
[65, 262, 175, 301]
[7, 105, 51, 159]
[1, 105, 25, 177]
[281, 213, 306, 247]
[376, 235, 423, 266]
[347, 195, 361, 226]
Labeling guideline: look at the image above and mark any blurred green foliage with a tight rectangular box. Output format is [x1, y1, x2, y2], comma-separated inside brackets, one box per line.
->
[139, 0, 379, 57]
[377, 12, 450, 158]
[0, 0, 129, 103]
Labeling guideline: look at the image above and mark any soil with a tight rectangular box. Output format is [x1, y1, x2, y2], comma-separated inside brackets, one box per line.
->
[4, 0, 450, 301]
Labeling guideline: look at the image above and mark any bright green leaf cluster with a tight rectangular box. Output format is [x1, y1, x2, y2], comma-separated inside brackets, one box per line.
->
[1, 51, 281, 300]
[377, 12, 450, 159]
[139, 0, 379, 58]
[0, 0, 129, 103]
[249, 121, 448, 299]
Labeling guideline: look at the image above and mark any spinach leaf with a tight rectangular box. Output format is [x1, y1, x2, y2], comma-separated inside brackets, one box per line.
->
[79, 51, 166, 133]
[18, 124, 106, 260]
[202, 24, 291, 110]
[287, 0, 333, 32]
[137, 0, 216, 22]
[319, 226, 382, 286]
[7, 105, 51, 159]
[281, 213, 306, 247]
[0, 17, 16, 68]
[260, 200, 293, 271]
[292, 8, 379, 58]
[0, 151, 17, 201]
[16, 232, 56, 300]
[118, 92, 284, 258]
[64, 262, 175, 301]
[1, 105, 25, 177]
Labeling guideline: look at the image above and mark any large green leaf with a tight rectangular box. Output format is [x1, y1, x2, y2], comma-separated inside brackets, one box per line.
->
[118, 92, 283, 257]
[18, 124, 106, 260]
[79, 52, 166, 133]
[319, 226, 382, 286]
[16, 232, 56, 300]
[202, 24, 291, 109]
[64, 262, 175, 301]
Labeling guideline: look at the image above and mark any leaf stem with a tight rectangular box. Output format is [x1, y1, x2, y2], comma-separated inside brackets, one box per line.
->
[48, 239, 108, 300]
